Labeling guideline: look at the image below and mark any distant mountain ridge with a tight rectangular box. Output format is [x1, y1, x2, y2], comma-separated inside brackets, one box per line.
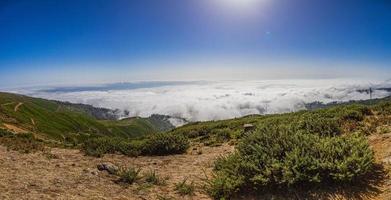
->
[305, 95, 391, 110]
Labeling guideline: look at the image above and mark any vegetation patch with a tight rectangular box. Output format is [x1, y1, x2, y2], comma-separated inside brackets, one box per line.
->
[82, 132, 189, 157]
[175, 179, 195, 196]
[115, 166, 142, 185]
[83, 137, 145, 157]
[0, 128, 14, 137]
[142, 133, 189, 156]
[144, 170, 167, 186]
[0, 132, 45, 153]
[206, 127, 375, 199]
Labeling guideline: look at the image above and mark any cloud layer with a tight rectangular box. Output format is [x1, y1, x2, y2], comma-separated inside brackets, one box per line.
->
[15, 79, 391, 122]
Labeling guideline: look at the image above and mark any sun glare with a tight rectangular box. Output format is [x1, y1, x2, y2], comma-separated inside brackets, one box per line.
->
[216, 0, 267, 10]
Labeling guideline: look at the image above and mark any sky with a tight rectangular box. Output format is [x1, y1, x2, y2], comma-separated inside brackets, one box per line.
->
[0, 0, 391, 87]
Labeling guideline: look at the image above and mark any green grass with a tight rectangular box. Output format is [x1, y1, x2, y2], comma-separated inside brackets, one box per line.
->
[0, 92, 165, 141]
[115, 166, 142, 185]
[144, 170, 167, 185]
[175, 179, 195, 196]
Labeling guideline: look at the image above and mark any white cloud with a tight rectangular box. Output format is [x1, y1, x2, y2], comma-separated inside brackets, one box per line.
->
[14, 79, 391, 122]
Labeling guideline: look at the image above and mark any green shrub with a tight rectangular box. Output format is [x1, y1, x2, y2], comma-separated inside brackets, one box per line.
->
[375, 102, 391, 115]
[299, 113, 341, 136]
[208, 127, 374, 199]
[175, 179, 195, 196]
[82, 137, 143, 157]
[0, 129, 13, 137]
[206, 154, 244, 199]
[341, 109, 364, 121]
[83, 133, 189, 157]
[143, 133, 189, 156]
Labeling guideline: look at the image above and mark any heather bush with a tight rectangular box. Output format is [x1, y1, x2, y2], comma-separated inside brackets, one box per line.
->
[83, 132, 189, 157]
[82, 137, 143, 157]
[142, 133, 189, 156]
[207, 127, 374, 199]
[375, 101, 391, 115]
[299, 113, 341, 136]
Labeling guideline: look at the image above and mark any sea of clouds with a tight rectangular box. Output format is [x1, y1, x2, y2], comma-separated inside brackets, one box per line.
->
[11, 79, 391, 123]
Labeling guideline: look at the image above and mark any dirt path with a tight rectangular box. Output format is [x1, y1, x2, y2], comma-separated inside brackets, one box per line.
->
[14, 102, 23, 112]
[0, 144, 234, 200]
[368, 133, 391, 200]
[2, 123, 29, 134]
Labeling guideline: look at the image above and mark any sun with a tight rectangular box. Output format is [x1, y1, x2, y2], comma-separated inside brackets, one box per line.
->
[225, 0, 261, 7]
[210, 0, 269, 14]
[215, 0, 266, 10]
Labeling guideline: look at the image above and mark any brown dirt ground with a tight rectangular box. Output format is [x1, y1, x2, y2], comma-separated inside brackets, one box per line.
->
[0, 144, 234, 200]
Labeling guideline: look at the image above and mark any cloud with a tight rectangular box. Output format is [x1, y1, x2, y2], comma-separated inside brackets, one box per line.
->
[13, 79, 391, 122]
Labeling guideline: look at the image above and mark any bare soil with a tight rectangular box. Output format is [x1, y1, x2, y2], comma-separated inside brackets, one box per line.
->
[2, 123, 29, 134]
[0, 144, 234, 200]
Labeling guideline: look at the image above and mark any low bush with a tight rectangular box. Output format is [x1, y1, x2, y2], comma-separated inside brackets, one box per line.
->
[375, 101, 391, 115]
[299, 113, 341, 136]
[207, 127, 374, 199]
[143, 133, 189, 156]
[82, 132, 189, 157]
[0, 129, 13, 137]
[82, 137, 143, 157]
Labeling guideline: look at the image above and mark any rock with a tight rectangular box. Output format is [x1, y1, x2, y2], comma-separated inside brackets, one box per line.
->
[91, 171, 99, 175]
[382, 133, 391, 139]
[83, 168, 92, 173]
[382, 157, 391, 165]
[97, 163, 119, 174]
[84, 168, 99, 175]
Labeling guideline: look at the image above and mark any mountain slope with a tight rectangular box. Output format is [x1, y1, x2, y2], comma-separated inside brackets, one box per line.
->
[0, 92, 172, 140]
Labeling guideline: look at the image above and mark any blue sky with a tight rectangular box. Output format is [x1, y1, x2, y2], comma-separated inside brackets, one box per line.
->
[0, 0, 390, 87]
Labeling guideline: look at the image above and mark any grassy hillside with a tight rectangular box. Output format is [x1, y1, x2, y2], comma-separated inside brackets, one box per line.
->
[0, 92, 170, 140]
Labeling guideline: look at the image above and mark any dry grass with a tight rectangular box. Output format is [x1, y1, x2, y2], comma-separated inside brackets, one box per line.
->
[0, 143, 234, 200]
